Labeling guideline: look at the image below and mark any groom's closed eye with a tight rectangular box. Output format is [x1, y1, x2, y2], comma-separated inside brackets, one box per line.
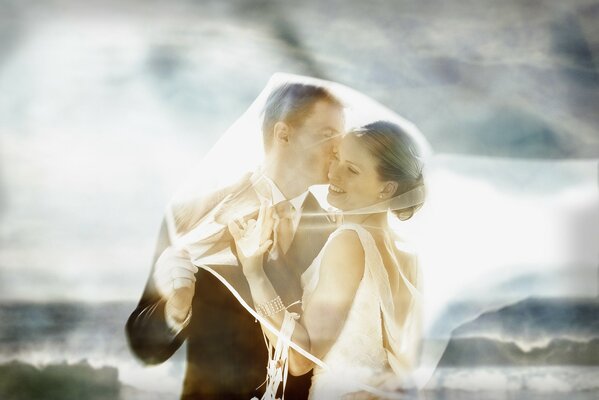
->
[321, 128, 337, 138]
[310, 129, 339, 147]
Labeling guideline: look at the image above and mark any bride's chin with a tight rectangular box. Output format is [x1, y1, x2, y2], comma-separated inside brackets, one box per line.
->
[326, 193, 343, 209]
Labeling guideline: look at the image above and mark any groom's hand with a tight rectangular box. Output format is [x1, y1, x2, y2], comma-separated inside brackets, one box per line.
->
[153, 247, 198, 330]
[165, 287, 194, 327]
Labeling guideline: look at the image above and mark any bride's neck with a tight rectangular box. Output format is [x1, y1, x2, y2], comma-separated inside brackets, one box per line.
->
[343, 211, 388, 230]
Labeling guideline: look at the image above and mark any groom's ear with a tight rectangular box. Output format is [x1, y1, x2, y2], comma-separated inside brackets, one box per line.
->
[273, 121, 291, 145]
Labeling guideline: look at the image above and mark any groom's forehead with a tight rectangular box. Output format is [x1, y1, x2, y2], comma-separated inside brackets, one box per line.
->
[301, 100, 345, 129]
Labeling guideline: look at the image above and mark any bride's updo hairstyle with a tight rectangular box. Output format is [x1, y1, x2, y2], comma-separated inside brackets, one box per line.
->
[352, 120, 425, 221]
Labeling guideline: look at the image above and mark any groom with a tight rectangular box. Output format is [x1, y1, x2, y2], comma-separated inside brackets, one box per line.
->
[126, 82, 345, 399]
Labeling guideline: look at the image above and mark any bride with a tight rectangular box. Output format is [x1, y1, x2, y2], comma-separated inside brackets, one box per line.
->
[229, 120, 425, 399]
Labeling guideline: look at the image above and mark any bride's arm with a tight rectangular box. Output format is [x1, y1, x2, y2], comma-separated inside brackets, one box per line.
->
[229, 208, 365, 375]
[288, 230, 364, 375]
[237, 228, 364, 376]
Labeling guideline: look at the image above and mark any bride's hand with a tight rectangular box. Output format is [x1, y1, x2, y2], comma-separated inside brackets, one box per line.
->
[228, 202, 274, 278]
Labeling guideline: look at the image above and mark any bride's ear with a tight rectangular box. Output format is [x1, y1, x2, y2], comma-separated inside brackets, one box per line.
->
[379, 181, 398, 199]
[273, 121, 290, 145]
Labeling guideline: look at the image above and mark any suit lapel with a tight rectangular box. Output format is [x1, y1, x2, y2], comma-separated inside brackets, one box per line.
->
[205, 188, 334, 312]
[264, 193, 334, 310]
[286, 192, 335, 275]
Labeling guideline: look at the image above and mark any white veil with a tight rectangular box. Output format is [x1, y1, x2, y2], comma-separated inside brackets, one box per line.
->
[165, 73, 441, 398]
[165, 73, 431, 233]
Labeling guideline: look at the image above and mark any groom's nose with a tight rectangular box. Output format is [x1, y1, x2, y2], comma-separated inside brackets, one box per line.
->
[329, 142, 339, 157]
[327, 161, 339, 182]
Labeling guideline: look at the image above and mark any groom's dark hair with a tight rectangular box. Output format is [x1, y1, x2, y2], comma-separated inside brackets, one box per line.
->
[261, 82, 343, 149]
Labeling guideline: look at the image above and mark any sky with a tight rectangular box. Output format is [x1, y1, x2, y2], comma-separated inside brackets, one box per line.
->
[0, 0, 597, 305]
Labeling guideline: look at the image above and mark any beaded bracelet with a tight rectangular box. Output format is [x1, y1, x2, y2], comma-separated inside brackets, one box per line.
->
[256, 296, 285, 318]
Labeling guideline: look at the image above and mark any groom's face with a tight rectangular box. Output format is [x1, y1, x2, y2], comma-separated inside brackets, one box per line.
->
[289, 100, 344, 185]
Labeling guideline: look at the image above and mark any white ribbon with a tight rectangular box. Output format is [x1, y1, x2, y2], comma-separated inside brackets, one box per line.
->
[200, 265, 414, 400]
[260, 310, 297, 400]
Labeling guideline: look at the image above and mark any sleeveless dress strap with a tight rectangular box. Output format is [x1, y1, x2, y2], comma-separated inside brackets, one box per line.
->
[299, 223, 423, 397]
[304, 223, 422, 376]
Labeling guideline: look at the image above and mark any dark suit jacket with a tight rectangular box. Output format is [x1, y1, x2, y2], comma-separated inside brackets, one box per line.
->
[126, 181, 334, 400]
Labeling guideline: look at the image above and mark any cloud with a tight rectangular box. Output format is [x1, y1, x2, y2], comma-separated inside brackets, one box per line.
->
[0, 2, 598, 302]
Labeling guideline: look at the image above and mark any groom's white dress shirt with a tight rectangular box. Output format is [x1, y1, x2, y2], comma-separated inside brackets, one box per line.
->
[252, 173, 308, 254]
[164, 171, 309, 332]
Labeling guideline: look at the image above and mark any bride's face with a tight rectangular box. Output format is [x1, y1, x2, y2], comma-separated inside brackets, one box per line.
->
[327, 134, 386, 211]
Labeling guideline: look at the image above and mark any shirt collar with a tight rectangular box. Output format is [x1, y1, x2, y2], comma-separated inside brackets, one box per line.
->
[251, 171, 309, 211]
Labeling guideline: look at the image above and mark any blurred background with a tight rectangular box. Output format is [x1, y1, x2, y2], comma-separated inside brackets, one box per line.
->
[0, 0, 597, 399]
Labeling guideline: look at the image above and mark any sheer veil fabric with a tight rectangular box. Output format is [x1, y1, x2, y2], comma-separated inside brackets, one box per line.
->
[163, 73, 443, 397]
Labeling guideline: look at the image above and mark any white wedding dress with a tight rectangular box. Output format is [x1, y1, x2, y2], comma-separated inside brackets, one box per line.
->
[300, 223, 420, 399]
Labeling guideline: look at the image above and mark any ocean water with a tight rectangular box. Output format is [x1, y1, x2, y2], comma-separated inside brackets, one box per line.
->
[424, 366, 599, 399]
[0, 301, 185, 398]
[0, 302, 598, 399]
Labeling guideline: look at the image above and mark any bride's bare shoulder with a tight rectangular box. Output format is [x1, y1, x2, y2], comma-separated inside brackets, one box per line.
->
[320, 229, 365, 279]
